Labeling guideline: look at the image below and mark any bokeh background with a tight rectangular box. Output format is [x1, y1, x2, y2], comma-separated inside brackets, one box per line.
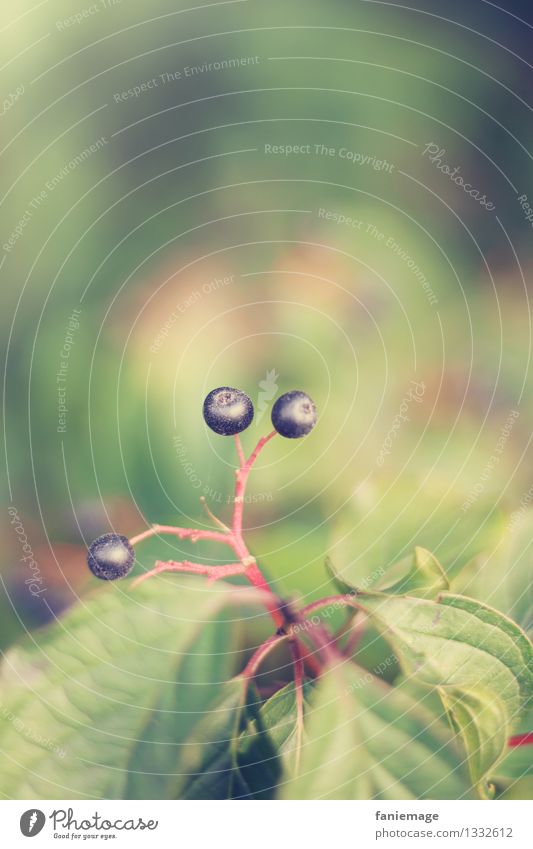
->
[1, 0, 532, 663]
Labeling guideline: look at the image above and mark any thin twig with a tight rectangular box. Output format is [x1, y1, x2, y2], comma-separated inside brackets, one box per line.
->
[129, 524, 232, 547]
[242, 633, 286, 679]
[234, 433, 246, 468]
[132, 559, 246, 588]
[200, 496, 231, 533]
[127, 429, 340, 671]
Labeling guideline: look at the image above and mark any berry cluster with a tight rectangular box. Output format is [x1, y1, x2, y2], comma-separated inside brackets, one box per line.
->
[87, 385, 317, 581]
[203, 386, 317, 439]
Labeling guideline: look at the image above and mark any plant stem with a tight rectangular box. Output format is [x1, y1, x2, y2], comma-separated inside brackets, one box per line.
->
[242, 633, 286, 679]
[129, 524, 232, 547]
[129, 430, 339, 674]
[508, 732, 533, 747]
[298, 594, 355, 618]
[233, 430, 277, 536]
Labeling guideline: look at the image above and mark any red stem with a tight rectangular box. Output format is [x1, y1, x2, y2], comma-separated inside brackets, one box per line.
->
[129, 429, 339, 669]
[129, 524, 232, 547]
[508, 733, 533, 747]
[234, 433, 246, 468]
[233, 430, 277, 536]
[299, 594, 355, 618]
[242, 633, 285, 679]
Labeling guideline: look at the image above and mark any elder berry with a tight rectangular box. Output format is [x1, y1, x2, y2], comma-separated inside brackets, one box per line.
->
[87, 533, 135, 581]
[203, 387, 254, 435]
[271, 390, 317, 438]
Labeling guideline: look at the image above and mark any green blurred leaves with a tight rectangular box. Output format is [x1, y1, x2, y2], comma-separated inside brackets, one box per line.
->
[281, 662, 473, 800]
[328, 546, 449, 598]
[354, 591, 533, 784]
[0, 578, 265, 799]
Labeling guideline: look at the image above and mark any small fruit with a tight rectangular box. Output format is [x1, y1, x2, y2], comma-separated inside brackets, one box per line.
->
[271, 390, 317, 438]
[203, 387, 254, 435]
[87, 533, 135, 580]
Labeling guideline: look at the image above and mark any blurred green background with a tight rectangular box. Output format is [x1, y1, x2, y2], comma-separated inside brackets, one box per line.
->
[1, 0, 532, 650]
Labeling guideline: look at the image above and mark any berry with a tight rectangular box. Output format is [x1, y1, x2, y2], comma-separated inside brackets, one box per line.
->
[87, 533, 135, 581]
[271, 390, 317, 438]
[203, 387, 254, 435]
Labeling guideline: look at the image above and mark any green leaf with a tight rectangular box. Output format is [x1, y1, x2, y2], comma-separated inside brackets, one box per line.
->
[326, 556, 356, 596]
[355, 591, 533, 781]
[281, 662, 473, 800]
[439, 688, 508, 785]
[0, 578, 265, 799]
[328, 548, 448, 599]
[177, 679, 312, 800]
[178, 678, 253, 799]
[238, 681, 314, 797]
[375, 547, 449, 598]
[330, 480, 505, 589]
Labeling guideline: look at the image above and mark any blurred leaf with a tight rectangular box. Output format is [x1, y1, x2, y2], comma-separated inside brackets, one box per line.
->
[330, 483, 505, 588]
[355, 591, 533, 782]
[325, 556, 356, 595]
[376, 548, 449, 598]
[329, 547, 448, 599]
[281, 662, 473, 800]
[451, 511, 533, 634]
[239, 681, 315, 797]
[178, 678, 252, 800]
[0, 578, 264, 799]
[439, 688, 508, 786]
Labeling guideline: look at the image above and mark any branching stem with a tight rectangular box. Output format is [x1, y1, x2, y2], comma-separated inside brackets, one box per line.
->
[130, 431, 342, 682]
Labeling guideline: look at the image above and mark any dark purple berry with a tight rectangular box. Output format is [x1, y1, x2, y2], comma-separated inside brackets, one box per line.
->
[271, 390, 317, 438]
[87, 533, 135, 581]
[203, 387, 254, 435]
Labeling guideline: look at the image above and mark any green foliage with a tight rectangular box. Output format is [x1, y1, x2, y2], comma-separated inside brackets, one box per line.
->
[353, 592, 533, 784]
[328, 546, 448, 598]
[0, 579, 265, 799]
[0, 545, 531, 800]
[281, 663, 473, 800]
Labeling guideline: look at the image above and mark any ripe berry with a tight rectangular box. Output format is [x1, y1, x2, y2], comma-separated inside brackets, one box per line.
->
[87, 533, 135, 580]
[203, 387, 254, 435]
[271, 390, 317, 438]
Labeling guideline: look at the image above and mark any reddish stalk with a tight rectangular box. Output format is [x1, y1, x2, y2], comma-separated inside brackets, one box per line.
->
[233, 430, 277, 536]
[129, 525, 232, 547]
[132, 560, 246, 588]
[508, 733, 533, 747]
[242, 633, 286, 679]
[129, 430, 341, 685]
[298, 594, 355, 618]
[234, 433, 246, 468]
[342, 613, 368, 657]
[130, 432, 285, 629]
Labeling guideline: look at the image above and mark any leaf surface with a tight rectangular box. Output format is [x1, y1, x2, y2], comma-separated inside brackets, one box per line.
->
[0, 579, 264, 799]
[355, 591, 533, 781]
[281, 662, 473, 800]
